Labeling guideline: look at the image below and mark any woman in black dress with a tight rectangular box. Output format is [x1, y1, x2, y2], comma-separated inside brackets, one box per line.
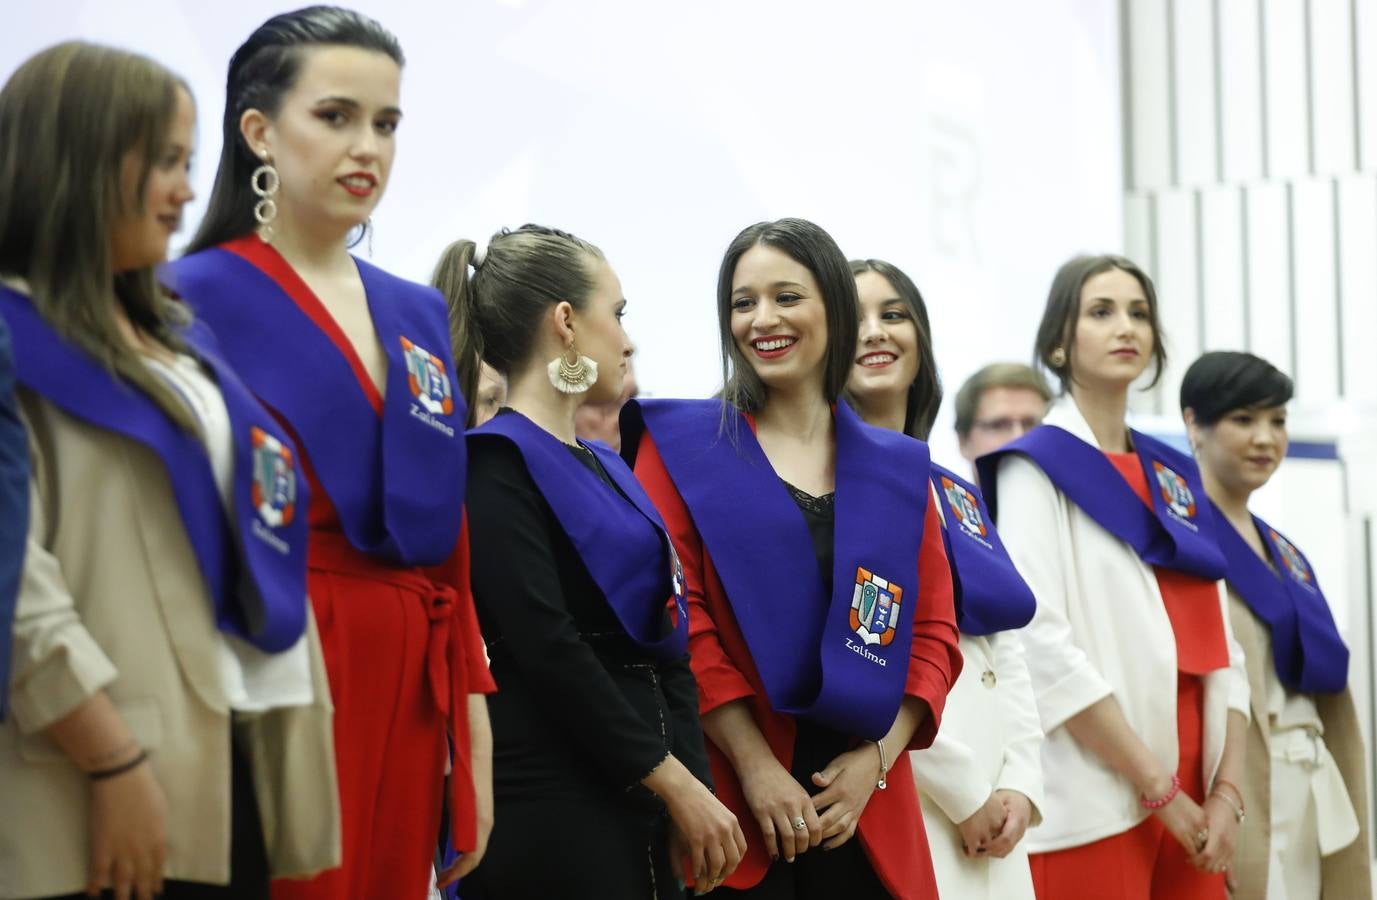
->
[432, 226, 745, 899]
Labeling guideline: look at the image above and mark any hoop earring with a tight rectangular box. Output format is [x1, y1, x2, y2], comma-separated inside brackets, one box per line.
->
[251, 160, 280, 242]
[547, 345, 599, 394]
[1049, 347, 1067, 368]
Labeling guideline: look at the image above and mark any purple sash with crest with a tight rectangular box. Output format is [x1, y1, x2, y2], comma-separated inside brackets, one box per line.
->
[1216, 508, 1348, 693]
[930, 463, 1036, 636]
[626, 398, 928, 740]
[471, 411, 687, 658]
[0, 286, 309, 653]
[163, 239, 466, 567]
[977, 425, 1227, 579]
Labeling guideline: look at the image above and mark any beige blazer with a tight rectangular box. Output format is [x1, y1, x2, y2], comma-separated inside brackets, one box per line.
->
[0, 390, 340, 898]
[1227, 588, 1371, 900]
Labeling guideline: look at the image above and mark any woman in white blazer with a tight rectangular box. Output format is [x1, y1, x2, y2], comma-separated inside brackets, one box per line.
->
[977, 255, 1249, 900]
[847, 258, 1045, 900]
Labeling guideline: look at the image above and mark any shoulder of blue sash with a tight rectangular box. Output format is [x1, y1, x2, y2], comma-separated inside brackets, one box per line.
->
[352, 256, 447, 311]
[974, 424, 1080, 519]
[622, 397, 730, 463]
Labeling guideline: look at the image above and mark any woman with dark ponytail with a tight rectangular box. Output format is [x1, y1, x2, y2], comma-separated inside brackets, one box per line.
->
[432, 226, 744, 899]
[162, 8, 493, 898]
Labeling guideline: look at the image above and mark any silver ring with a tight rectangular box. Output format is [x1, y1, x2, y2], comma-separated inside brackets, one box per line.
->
[792, 817, 806, 830]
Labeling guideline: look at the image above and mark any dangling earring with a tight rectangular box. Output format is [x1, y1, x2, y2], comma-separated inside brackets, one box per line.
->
[251, 155, 280, 242]
[366, 216, 374, 257]
[547, 345, 599, 394]
[1049, 347, 1067, 368]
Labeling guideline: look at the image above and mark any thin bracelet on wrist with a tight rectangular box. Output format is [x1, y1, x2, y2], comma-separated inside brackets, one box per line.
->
[871, 739, 889, 790]
[1209, 787, 1246, 823]
[88, 748, 148, 782]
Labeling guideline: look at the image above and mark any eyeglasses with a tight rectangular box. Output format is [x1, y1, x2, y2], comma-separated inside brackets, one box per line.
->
[971, 416, 1041, 435]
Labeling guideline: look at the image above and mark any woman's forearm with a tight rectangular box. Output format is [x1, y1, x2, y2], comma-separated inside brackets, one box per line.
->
[1064, 695, 1173, 797]
[701, 700, 778, 777]
[44, 691, 142, 773]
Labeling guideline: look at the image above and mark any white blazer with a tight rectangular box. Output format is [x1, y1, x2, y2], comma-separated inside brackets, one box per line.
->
[912, 629, 1044, 900]
[990, 397, 1249, 853]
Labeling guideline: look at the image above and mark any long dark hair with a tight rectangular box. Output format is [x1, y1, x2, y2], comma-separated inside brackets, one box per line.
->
[431, 225, 605, 428]
[847, 258, 942, 440]
[717, 218, 859, 413]
[188, 6, 403, 253]
[0, 41, 197, 431]
[1034, 254, 1167, 393]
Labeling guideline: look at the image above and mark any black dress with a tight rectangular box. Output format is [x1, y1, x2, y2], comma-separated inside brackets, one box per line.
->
[717, 483, 891, 900]
[460, 426, 712, 900]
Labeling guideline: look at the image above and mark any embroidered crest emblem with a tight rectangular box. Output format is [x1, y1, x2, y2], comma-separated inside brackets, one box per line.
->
[1152, 461, 1196, 519]
[849, 567, 903, 646]
[250, 426, 296, 528]
[941, 476, 987, 538]
[1270, 530, 1314, 586]
[401, 337, 454, 416]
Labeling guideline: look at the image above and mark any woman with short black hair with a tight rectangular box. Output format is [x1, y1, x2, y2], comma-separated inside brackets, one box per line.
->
[1181, 350, 1370, 900]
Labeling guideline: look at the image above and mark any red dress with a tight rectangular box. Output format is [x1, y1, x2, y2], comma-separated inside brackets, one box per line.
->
[634, 430, 962, 899]
[229, 247, 495, 900]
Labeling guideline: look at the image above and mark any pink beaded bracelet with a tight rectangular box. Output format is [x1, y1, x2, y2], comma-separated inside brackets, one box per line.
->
[1140, 774, 1181, 810]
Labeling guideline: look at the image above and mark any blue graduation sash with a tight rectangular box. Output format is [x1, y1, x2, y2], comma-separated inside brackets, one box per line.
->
[1216, 508, 1348, 693]
[929, 463, 1036, 636]
[0, 317, 28, 721]
[470, 411, 687, 658]
[163, 238, 466, 567]
[629, 398, 928, 740]
[977, 425, 1228, 580]
[0, 286, 310, 659]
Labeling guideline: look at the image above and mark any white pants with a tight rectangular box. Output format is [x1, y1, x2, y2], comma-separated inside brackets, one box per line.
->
[1266, 728, 1360, 900]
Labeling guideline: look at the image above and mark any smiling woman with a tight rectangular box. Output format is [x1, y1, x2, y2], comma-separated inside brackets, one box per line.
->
[624, 218, 962, 899]
[163, 8, 494, 899]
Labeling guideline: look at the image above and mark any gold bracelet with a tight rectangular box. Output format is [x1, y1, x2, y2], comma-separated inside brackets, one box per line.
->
[871, 739, 889, 790]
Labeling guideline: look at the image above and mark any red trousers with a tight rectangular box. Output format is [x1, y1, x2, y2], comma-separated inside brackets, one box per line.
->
[1030, 675, 1226, 900]
[272, 534, 449, 900]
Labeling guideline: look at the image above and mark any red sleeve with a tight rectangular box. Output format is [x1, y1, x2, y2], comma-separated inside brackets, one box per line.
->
[427, 507, 496, 695]
[905, 497, 962, 749]
[633, 430, 756, 714]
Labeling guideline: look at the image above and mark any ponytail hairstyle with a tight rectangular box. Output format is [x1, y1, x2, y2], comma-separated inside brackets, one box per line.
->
[717, 218, 859, 415]
[847, 258, 943, 440]
[188, 6, 403, 253]
[431, 225, 605, 428]
[0, 41, 199, 432]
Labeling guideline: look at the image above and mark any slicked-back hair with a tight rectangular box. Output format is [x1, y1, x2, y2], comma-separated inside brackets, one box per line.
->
[188, 6, 403, 253]
[1179, 350, 1294, 425]
[432, 225, 604, 427]
[717, 218, 859, 414]
[1034, 254, 1167, 393]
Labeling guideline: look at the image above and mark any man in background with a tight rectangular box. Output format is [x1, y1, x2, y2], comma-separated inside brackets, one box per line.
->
[954, 362, 1051, 482]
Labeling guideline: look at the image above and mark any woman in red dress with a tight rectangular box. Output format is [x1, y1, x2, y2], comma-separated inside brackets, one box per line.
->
[163, 8, 493, 898]
[624, 218, 962, 899]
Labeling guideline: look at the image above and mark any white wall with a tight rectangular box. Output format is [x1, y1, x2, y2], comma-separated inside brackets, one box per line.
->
[1121, 0, 1377, 854]
[5, 0, 1123, 465]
